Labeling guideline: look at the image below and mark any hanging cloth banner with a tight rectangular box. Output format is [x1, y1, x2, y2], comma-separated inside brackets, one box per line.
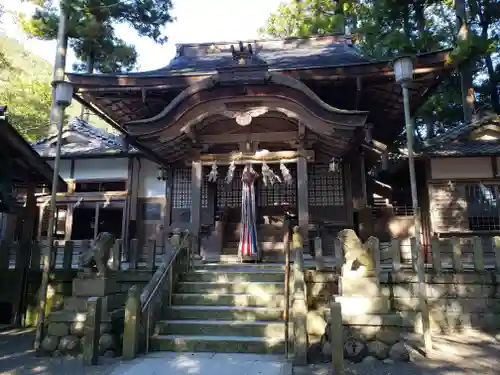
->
[238, 165, 260, 261]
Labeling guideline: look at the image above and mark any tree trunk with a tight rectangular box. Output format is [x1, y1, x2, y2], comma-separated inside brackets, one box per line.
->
[80, 52, 95, 122]
[455, 0, 475, 123]
[484, 54, 500, 113]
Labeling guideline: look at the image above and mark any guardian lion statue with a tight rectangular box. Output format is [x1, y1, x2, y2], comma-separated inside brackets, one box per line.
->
[78, 232, 115, 277]
[338, 229, 377, 277]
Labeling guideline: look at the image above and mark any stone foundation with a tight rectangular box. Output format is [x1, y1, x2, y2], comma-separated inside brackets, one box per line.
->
[39, 317, 122, 358]
[39, 277, 125, 358]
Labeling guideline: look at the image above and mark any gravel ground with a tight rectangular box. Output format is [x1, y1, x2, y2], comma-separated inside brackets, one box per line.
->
[0, 328, 121, 375]
[294, 331, 500, 375]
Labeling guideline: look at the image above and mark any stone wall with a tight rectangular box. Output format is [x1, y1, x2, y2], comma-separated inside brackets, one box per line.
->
[35, 271, 152, 358]
[305, 268, 500, 363]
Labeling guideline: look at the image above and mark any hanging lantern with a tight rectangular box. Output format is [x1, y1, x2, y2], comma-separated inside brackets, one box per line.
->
[280, 162, 293, 184]
[329, 157, 340, 173]
[207, 161, 218, 183]
[225, 161, 236, 184]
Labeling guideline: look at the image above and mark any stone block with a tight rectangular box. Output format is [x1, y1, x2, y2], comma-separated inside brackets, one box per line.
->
[335, 296, 390, 315]
[72, 278, 120, 297]
[341, 276, 380, 296]
[64, 293, 126, 313]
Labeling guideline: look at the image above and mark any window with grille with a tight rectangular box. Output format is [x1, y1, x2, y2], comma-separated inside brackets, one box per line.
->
[308, 163, 344, 206]
[259, 165, 296, 207]
[465, 183, 500, 231]
[172, 168, 192, 209]
[172, 167, 209, 209]
[216, 168, 242, 208]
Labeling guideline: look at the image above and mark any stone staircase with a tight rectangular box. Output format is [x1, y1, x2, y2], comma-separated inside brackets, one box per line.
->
[150, 262, 287, 354]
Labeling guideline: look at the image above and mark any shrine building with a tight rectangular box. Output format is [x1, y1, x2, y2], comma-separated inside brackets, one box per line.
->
[33, 35, 451, 262]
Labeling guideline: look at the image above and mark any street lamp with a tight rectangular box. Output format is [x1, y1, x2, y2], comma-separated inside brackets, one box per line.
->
[393, 56, 432, 356]
[34, 80, 73, 351]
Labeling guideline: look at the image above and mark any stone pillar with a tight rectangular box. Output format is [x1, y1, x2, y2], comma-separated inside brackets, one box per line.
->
[191, 160, 202, 256]
[297, 152, 309, 251]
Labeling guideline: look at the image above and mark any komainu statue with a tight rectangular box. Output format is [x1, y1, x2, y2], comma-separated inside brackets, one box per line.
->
[79, 232, 115, 277]
[338, 229, 377, 276]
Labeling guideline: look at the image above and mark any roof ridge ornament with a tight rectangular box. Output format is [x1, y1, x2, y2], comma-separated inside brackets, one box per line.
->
[217, 41, 269, 85]
[231, 41, 254, 65]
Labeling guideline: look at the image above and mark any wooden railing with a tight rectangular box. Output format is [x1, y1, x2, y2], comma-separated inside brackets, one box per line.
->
[0, 237, 172, 271]
[122, 230, 196, 359]
[313, 234, 500, 273]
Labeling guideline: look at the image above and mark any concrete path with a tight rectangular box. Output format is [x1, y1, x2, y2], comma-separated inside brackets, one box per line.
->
[110, 353, 292, 375]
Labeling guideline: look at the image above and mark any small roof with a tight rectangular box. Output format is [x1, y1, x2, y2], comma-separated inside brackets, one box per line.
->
[33, 117, 133, 157]
[1, 110, 66, 191]
[424, 113, 500, 157]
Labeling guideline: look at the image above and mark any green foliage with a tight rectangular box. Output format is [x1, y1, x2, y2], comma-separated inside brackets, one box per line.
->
[0, 35, 110, 141]
[20, 0, 174, 73]
[261, 0, 500, 137]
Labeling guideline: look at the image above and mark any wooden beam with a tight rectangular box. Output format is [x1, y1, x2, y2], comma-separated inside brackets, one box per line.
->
[197, 150, 315, 165]
[198, 131, 297, 144]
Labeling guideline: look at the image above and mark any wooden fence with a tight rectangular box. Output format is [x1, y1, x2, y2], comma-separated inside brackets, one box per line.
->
[316, 235, 500, 273]
[0, 238, 169, 271]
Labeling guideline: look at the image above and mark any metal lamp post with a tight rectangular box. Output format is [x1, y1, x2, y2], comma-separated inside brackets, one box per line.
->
[34, 80, 73, 350]
[394, 56, 432, 356]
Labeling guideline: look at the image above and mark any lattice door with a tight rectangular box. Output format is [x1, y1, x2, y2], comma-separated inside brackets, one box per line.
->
[172, 167, 208, 209]
[172, 168, 192, 209]
[216, 167, 243, 208]
[308, 164, 344, 206]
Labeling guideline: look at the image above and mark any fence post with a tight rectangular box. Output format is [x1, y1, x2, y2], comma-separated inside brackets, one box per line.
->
[493, 237, 500, 272]
[111, 239, 121, 270]
[30, 241, 41, 269]
[0, 240, 10, 269]
[472, 236, 484, 272]
[371, 236, 381, 276]
[314, 236, 324, 271]
[431, 237, 442, 273]
[390, 238, 401, 272]
[82, 297, 102, 365]
[146, 239, 156, 271]
[62, 241, 73, 270]
[122, 286, 141, 360]
[292, 248, 308, 365]
[330, 301, 344, 375]
[334, 237, 342, 272]
[410, 237, 418, 272]
[451, 236, 463, 272]
[129, 239, 138, 269]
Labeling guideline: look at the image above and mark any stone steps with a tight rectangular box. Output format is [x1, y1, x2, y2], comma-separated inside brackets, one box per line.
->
[156, 320, 285, 337]
[151, 265, 286, 354]
[172, 293, 285, 308]
[182, 270, 284, 283]
[150, 334, 286, 354]
[176, 281, 284, 294]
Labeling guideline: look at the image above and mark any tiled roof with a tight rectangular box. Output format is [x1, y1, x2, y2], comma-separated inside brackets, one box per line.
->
[424, 114, 500, 157]
[125, 36, 372, 77]
[426, 140, 500, 156]
[33, 117, 132, 157]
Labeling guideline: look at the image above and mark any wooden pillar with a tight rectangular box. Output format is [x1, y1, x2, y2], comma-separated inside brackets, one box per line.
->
[191, 160, 202, 255]
[297, 151, 309, 251]
[14, 184, 37, 325]
[163, 167, 174, 230]
[123, 157, 140, 259]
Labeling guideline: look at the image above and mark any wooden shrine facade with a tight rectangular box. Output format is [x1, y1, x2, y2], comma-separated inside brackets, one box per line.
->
[66, 35, 453, 254]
